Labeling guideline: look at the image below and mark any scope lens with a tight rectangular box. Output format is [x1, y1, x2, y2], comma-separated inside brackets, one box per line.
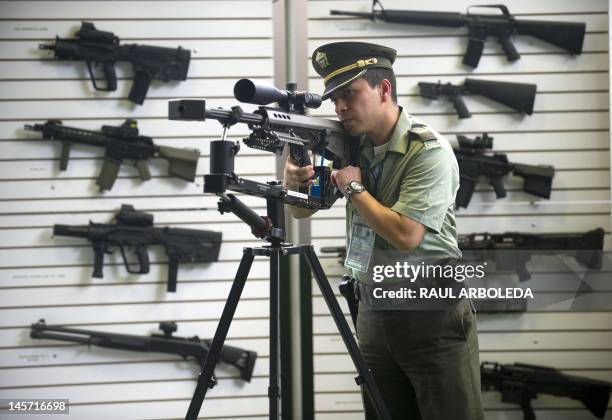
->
[234, 79, 256, 103]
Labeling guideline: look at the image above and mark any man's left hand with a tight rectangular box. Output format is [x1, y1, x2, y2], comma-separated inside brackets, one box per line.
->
[331, 166, 362, 191]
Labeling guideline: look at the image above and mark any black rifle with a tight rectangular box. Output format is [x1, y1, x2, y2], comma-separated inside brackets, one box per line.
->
[331, 1, 585, 68]
[31, 319, 257, 383]
[39, 22, 190, 104]
[25, 119, 200, 191]
[323, 228, 604, 283]
[454, 133, 554, 208]
[460, 228, 605, 281]
[169, 79, 359, 212]
[53, 204, 222, 292]
[481, 362, 611, 420]
[418, 78, 537, 118]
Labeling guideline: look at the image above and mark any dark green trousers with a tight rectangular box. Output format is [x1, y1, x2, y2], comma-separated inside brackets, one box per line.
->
[356, 298, 484, 420]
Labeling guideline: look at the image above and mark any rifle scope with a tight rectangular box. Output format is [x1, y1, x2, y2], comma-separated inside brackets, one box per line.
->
[234, 79, 322, 110]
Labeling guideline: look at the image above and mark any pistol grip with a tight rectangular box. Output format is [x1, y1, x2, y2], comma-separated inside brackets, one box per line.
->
[129, 71, 152, 105]
[499, 34, 521, 62]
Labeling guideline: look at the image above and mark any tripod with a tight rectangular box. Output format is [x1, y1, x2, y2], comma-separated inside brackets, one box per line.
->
[185, 195, 391, 420]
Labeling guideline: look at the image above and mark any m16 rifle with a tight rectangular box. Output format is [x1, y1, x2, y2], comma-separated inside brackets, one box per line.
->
[53, 204, 222, 292]
[481, 362, 611, 420]
[39, 22, 190, 104]
[331, 1, 585, 68]
[418, 78, 537, 118]
[31, 319, 257, 383]
[25, 119, 200, 191]
[454, 133, 554, 208]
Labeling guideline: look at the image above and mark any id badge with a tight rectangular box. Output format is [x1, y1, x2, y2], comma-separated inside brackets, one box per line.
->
[344, 214, 376, 272]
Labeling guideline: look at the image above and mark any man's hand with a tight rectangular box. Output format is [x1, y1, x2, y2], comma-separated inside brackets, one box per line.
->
[331, 165, 362, 191]
[283, 156, 314, 190]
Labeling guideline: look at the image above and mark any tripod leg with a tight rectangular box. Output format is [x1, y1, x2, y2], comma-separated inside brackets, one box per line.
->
[269, 249, 280, 419]
[185, 249, 255, 420]
[304, 247, 392, 420]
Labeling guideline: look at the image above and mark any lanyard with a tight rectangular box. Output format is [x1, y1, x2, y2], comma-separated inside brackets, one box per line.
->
[363, 155, 386, 198]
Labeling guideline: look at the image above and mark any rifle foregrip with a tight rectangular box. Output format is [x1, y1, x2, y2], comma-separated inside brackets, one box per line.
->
[59, 142, 71, 171]
[450, 95, 471, 119]
[103, 62, 117, 91]
[92, 242, 105, 278]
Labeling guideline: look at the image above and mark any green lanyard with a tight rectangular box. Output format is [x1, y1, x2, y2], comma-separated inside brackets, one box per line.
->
[363, 156, 386, 198]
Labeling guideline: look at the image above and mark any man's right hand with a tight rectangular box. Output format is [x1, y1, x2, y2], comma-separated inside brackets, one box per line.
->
[283, 156, 314, 190]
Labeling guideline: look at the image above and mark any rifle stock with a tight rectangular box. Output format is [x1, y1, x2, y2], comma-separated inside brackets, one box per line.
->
[157, 146, 200, 182]
[464, 78, 536, 115]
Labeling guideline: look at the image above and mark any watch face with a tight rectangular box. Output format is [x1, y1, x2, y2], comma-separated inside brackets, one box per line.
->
[349, 181, 364, 192]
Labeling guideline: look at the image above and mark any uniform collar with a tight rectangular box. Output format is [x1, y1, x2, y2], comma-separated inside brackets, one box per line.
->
[360, 107, 412, 165]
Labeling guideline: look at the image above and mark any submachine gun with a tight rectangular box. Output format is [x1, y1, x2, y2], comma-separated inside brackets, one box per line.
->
[418, 78, 537, 119]
[53, 204, 222, 292]
[24, 119, 200, 191]
[39, 22, 190, 104]
[481, 362, 611, 420]
[31, 319, 257, 383]
[331, 1, 585, 68]
[454, 133, 554, 208]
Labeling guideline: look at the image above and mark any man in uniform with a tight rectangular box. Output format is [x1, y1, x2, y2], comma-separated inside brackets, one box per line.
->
[283, 42, 484, 420]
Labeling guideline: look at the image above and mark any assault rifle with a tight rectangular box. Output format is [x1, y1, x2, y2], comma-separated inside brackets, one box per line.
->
[459, 228, 605, 281]
[24, 119, 200, 191]
[331, 1, 585, 68]
[418, 78, 536, 118]
[481, 362, 611, 420]
[40, 22, 190, 104]
[169, 79, 358, 214]
[322, 228, 604, 283]
[454, 133, 554, 208]
[53, 204, 222, 292]
[31, 319, 257, 383]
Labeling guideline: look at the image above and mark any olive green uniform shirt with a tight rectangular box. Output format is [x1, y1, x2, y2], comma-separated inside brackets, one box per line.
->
[346, 108, 461, 284]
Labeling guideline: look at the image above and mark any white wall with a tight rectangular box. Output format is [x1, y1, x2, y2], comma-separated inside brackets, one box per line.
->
[308, 0, 612, 419]
[0, 1, 275, 419]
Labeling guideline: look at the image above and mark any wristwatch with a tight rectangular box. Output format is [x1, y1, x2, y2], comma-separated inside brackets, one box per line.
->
[344, 180, 365, 201]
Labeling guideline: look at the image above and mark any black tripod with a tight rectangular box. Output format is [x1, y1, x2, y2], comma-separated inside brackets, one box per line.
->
[185, 152, 391, 420]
